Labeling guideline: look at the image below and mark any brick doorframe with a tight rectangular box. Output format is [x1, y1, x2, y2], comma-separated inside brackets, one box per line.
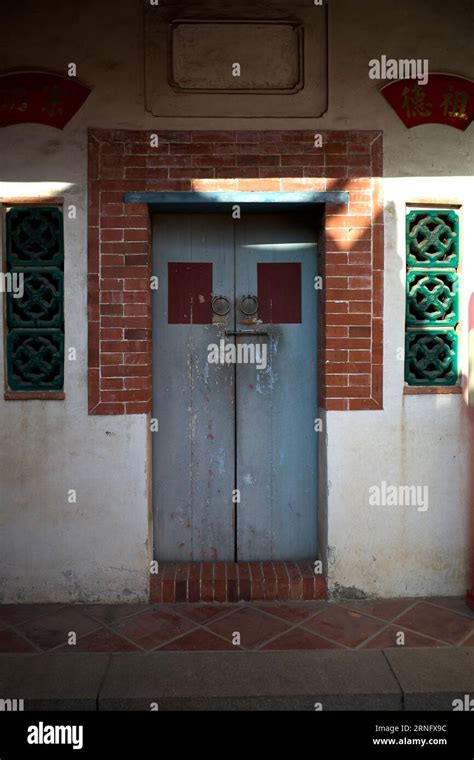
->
[87, 128, 383, 601]
[88, 128, 384, 415]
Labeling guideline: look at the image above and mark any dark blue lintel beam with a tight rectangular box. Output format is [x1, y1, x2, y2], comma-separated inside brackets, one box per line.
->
[123, 191, 349, 212]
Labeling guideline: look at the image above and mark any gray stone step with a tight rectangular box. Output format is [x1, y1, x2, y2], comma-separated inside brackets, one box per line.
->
[99, 650, 401, 711]
[385, 648, 474, 711]
[0, 649, 472, 711]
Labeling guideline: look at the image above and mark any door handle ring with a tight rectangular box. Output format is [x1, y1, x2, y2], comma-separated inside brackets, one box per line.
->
[239, 295, 259, 316]
[212, 295, 230, 316]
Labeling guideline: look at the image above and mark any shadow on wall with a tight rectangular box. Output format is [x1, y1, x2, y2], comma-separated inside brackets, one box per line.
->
[466, 296, 474, 600]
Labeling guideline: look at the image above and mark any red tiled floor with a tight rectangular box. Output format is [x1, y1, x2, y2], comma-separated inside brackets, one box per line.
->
[2, 599, 474, 652]
[78, 604, 149, 625]
[362, 625, 446, 649]
[165, 603, 238, 624]
[0, 604, 65, 627]
[302, 606, 385, 648]
[207, 606, 290, 649]
[17, 609, 102, 651]
[395, 602, 474, 645]
[55, 628, 140, 653]
[111, 608, 196, 650]
[160, 628, 237, 651]
[253, 602, 327, 624]
[261, 627, 342, 650]
[426, 597, 474, 619]
[340, 598, 416, 622]
[0, 628, 37, 653]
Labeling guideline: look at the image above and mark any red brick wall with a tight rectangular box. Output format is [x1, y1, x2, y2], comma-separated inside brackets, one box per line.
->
[88, 129, 383, 414]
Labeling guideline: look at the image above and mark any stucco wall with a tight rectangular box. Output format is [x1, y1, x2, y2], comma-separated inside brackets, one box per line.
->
[327, 176, 474, 598]
[0, 0, 473, 601]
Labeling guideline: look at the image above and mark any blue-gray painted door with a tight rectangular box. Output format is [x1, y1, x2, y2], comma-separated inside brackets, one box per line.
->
[234, 214, 318, 559]
[152, 214, 235, 561]
[153, 212, 318, 561]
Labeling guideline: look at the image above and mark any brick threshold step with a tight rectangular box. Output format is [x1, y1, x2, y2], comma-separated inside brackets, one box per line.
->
[151, 561, 326, 603]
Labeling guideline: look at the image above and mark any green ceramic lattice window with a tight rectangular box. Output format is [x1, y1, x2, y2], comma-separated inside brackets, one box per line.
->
[405, 209, 459, 387]
[5, 206, 64, 391]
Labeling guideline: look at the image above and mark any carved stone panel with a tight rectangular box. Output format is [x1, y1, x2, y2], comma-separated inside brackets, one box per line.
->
[145, 0, 327, 118]
[170, 21, 303, 93]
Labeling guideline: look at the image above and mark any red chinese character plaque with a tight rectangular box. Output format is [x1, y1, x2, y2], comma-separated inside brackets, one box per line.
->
[0, 71, 90, 129]
[381, 73, 474, 130]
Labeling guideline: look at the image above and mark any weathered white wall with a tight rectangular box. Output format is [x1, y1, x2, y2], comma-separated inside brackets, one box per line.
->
[327, 179, 474, 598]
[325, 0, 474, 597]
[0, 0, 473, 600]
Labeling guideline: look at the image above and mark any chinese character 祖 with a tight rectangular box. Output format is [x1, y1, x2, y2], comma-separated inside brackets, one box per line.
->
[402, 84, 433, 118]
[441, 85, 470, 120]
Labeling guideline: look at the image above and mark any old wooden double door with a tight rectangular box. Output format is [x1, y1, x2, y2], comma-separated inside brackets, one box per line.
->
[152, 212, 318, 561]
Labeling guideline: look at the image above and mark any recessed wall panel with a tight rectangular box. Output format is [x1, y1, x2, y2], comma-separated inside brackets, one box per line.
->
[145, 0, 327, 118]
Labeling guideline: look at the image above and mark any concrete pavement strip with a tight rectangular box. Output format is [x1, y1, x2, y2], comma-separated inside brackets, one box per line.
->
[0, 649, 472, 711]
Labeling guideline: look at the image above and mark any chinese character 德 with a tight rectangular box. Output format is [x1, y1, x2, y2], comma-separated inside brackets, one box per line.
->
[402, 84, 433, 118]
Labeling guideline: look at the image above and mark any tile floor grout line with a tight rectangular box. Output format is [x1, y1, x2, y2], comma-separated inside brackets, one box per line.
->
[338, 599, 421, 626]
[305, 599, 470, 649]
[456, 628, 474, 646]
[93, 620, 150, 652]
[33, 613, 160, 653]
[169, 606, 300, 651]
[373, 619, 466, 647]
[259, 606, 363, 649]
[253, 619, 350, 651]
[385, 599, 474, 645]
[0, 623, 45, 654]
[36, 608, 205, 654]
[6, 606, 116, 653]
[78, 606, 153, 626]
[146, 623, 212, 652]
[152, 605, 321, 652]
[354, 621, 393, 650]
[74, 615, 202, 653]
[0, 604, 69, 629]
[396, 627, 457, 647]
[57, 617, 203, 654]
[422, 599, 474, 620]
[8, 608, 237, 654]
[246, 603, 329, 626]
[209, 617, 296, 652]
[297, 605, 392, 648]
[0, 622, 28, 636]
[160, 603, 246, 627]
[43, 622, 107, 653]
[196, 606, 335, 651]
[388, 600, 439, 624]
[166, 626, 244, 651]
[352, 621, 449, 650]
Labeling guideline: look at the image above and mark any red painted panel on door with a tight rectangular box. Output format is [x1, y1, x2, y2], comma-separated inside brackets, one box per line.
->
[168, 262, 212, 324]
[257, 263, 302, 324]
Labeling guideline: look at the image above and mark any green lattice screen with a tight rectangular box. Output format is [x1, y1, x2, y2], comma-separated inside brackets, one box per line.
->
[5, 206, 64, 391]
[405, 209, 459, 386]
